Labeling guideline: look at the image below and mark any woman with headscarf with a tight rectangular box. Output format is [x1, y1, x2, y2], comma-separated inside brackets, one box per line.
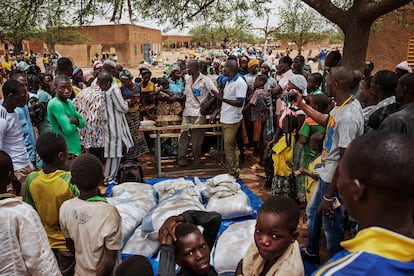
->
[72, 66, 86, 96]
[155, 65, 185, 155]
[139, 68, 157, 120]
[282, 73, 308, 203]
[167, 65, 185, 113]
[119, 69, 149, 159]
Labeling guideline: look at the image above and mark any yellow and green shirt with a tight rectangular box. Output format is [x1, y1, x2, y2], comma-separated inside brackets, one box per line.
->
[25, 170, 79, 249]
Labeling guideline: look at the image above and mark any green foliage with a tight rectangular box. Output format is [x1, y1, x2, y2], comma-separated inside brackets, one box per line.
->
[277, 0, 329, 52]
[0, 1, 45, 46]
[190, 21, 257, 47]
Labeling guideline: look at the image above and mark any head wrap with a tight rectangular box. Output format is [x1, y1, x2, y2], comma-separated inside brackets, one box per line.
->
[289, 74, 307, 95]
[93, 61, 103, 71]
[262, 61, 273, 69]
[140, 68, 152, 76]
[119, 69, 133, 80]
[248, 59, 260, 68]
[72, 65, 81, 76]
[396, 61, 412, 73]
[167, 64, 180, 76]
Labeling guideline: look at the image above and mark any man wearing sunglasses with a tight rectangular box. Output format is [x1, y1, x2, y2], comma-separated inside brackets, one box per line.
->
[293, 66, 364, 262]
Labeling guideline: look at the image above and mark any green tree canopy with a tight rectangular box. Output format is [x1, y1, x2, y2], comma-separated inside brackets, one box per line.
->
[277, 0, 332, 54]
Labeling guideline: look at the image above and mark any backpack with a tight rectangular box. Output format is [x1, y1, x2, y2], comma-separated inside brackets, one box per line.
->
[118, 160, 144, 183]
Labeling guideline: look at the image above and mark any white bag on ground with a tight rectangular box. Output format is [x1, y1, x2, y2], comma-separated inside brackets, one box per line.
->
[122, 225, 160, 258]
[206, 174, 236, 187]
[141, 190, 205, 240]
[153, 178, 196, 202]
[108, 182, 156, 243]
[206, 190, 253, 219]
[213, 220, 256, 275]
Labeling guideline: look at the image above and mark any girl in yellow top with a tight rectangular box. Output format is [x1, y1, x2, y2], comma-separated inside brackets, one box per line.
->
[139, 68, 157, 120]
[271, 115, 298, 199]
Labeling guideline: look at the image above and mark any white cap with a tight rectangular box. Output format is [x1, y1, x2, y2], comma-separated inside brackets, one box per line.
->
[396, 61, 412, 73]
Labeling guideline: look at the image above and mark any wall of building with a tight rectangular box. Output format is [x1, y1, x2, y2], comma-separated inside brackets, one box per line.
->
[162, 35, 192, 49]
[54, 24, 162, 67]
[366, 6, 414, 71]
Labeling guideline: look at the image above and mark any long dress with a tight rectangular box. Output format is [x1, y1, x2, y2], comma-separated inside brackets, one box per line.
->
[121, 84, 149, 159]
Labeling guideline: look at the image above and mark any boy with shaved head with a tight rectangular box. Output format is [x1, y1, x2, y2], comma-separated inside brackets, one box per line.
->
[314, 131, 414, 275]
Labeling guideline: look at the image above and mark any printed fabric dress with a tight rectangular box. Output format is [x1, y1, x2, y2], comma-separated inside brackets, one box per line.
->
[121, 84, 149, 159]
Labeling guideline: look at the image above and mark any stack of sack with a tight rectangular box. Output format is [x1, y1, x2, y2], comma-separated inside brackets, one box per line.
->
[122, 178, 205, 257]
[107, 182, 156, 243]
[203, 174, 253, 219]
[107, 175, 255, 261]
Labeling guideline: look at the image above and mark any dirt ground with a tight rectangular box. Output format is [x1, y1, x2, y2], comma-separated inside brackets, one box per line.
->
[136, 47, 330, 263]
[138, 144, 327, 262]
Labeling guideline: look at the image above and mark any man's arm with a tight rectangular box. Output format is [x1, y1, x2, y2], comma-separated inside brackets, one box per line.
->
[112, 86, 129, 113]
[294, 91, 329, 127]
[212, 80, 246, 108]
[182, 210, 222, 249]
[48, 101, 78, 135]
[319, 147, 346, 215]
[158, 215, 183, 276]
[72, 103, 86, 128]
[157, 244, 177, 276]
[96, 248, 118, 276]
[0, 119, 7, 152]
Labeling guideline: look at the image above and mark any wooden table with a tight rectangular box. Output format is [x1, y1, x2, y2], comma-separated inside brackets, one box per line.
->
[140, 123, 224, 176]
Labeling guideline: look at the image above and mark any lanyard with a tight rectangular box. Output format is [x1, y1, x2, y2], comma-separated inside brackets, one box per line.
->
[327, 96, 353, 128]
[86, 195, 108, 203]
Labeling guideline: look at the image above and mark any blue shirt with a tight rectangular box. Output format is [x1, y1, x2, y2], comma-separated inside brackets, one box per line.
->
[313, 227, 414, 276]
[16, 105, 36, 163]
[168, 80, 184, 97]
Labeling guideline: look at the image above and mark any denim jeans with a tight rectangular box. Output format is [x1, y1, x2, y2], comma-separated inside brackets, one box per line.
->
[306, 178, 344, 257]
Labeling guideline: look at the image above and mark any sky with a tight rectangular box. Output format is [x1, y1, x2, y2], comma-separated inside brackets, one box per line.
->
[91, 0, 284, 36]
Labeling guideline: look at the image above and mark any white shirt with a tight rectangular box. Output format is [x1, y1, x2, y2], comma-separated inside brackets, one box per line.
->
[220, 76, 248, 124]
[183, 73, 218, 117]
[60, 198, 122, 276]
[0, 197, 60, 275]
[0, 105, 30, 170]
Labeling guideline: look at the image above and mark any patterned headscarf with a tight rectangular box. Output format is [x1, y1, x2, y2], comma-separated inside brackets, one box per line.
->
[119, 69, 133, 80]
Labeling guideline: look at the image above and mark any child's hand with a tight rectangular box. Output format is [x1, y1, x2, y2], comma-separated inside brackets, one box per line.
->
[294, 169, 302, 177]
[295, 167, 309, 177]
[158, 215, 184, 243]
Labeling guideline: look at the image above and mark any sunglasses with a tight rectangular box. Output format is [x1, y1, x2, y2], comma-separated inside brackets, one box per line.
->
[328, 71, 340, 84]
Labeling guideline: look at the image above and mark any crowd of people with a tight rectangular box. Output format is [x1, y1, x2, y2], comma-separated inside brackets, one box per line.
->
[0, 45, 413, 275]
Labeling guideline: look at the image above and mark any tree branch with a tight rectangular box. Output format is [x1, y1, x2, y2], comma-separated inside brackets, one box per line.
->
[365, 0, 412, 21]
[188, 0, 217, 20]
[301, 0, 347, 28]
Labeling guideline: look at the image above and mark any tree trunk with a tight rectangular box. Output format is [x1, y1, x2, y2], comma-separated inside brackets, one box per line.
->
[264, 34, 268, 54]
[13, 42, 23, 55]
[341, 20, 372, 71]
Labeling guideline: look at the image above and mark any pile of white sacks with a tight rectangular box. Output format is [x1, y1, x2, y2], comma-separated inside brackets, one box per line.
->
[107, 174, 257, 275]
